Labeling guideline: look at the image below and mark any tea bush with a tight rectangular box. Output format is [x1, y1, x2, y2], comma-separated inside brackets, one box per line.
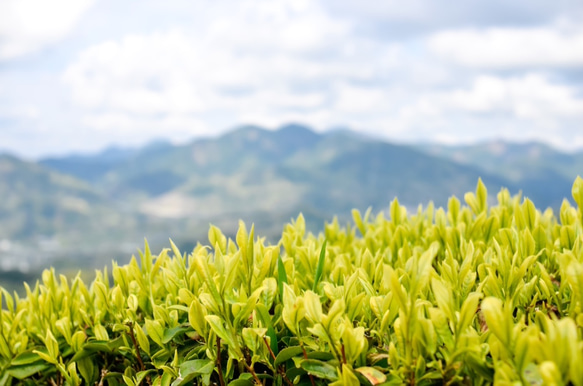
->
[2, 178, 583, 385]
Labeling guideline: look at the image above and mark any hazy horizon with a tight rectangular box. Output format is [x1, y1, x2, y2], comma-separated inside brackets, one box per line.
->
[3, 123, 583, 161]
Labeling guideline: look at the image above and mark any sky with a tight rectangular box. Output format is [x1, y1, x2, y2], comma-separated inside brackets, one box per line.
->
[1, 0, 583, 158]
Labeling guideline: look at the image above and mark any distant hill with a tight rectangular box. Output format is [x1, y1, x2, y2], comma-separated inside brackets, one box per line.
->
[0, 153, 108, 239]
[40, 145, 139, 184]
[0, 153, 166, 247]
[0, 153, 169, 290]
[40, 124, 516, 219]
[417, 140, 583, 208]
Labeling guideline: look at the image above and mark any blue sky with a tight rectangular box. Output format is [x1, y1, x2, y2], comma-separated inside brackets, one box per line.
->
[1, 0, 583, 158]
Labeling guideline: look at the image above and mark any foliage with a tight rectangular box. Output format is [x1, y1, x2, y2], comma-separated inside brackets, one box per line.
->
[3, 178, 583, 385]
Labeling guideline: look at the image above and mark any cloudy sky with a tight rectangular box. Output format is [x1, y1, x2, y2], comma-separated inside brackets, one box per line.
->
[1, 0, 583, 158]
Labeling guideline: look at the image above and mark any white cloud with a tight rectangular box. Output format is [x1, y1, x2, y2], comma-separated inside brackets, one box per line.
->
[324, 0, 583, 44]
[62, 29, 336, 114]
[0, 105, 39, 120]
[61, 0, 393, 137]
[62, 32, 207, 114]
[4, 0, 583, 157]
[442, 74, 583, 118]
[389, 73, 583, 149]
[333, 83, 389, 114]
[81, 112, 211, 141]
[210, 0, 349, 55]
[0, 0, 95, 60]
[61, 5, 583, 151]
[429, 25, 583, 68]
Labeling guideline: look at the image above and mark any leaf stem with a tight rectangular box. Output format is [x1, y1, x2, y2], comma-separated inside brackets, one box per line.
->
[242, 360, 263, 386]
[98, 369, 108, 386]
[126, 322, 145, 372]
[263, 336, 293, 386]
[216, 337, 226, 386]
[127, 322, 152, 386]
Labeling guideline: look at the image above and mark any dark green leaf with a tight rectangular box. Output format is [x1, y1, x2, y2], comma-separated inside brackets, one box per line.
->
[162, 325, 190, 344]
[228, 379, 254, 386]
[7, 363, 50, 379]
[10, 351, 42, 366]
[256, 304, 278, 357]
[78, 357, 99, 385]
[274, 346, 304, 367]
[306, 351, 335, 361]
[171, 359, 215, 386]
[300, 359, 338, 381]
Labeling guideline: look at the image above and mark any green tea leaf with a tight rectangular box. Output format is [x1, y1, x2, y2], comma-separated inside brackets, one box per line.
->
[7, 363, 50, 380]
[209, 224, 227, 254]
[77, 357, 99, 385]
[277, 253, 288, 301]
[44, 329, 60, 359]
[457, 292, 481, 334]
[355, 366, 387, 385]
[522, 198, 537, 230]
[313, 240, 327, 292]
[171, 359, 214, 386]
[228, 380, 254, 386]
[352, 209, 365, 235]
[32, 350, 57, 365]
[303, 290, 323, 324]
[539, 361, 562, 385]
[93, 323, 109, 341]
[476, 178, 488, 214]
[274, 346, 304, 367]
[134, 324, 151, 356]
[300, 359, 338, 381]
[571, 176, 583, 218]
[481, 297, 510, 347]
[145, 319, 165, 347]
[188, 297, 207, 337]
[162, 325, 189, 344]
[431, 278, 454, 321]
[341, 325, 366, 364]
[255, 304, 278, 357]
[10, 351, 42, 366]
[336, 363, 359, 385]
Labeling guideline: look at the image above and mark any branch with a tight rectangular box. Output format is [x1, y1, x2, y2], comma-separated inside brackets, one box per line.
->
[242, 360, 263, 386]
[126, 322, 145, 372]
[263, 336, 293, 386]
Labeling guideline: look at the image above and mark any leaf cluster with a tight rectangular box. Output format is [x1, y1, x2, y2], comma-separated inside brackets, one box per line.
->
[3, 178, 583, 385]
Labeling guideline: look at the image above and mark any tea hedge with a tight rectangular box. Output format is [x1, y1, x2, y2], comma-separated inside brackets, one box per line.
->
[2, 178, 583, 385]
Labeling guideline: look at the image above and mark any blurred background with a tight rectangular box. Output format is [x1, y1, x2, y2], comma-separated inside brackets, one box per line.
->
[1, 0, 583, 291]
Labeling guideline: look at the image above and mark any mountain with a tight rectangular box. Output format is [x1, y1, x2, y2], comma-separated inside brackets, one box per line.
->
[0, 153, 109, 239]
[1, 152, 169, 249]
[40, 145, 139, 184]
[42, 125, 516, 213]
[417, 140, 583, 208]
[0, 152, 175, 291]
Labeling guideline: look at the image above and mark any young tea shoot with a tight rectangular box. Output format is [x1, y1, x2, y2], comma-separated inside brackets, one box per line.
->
[2, 178, 583, 385]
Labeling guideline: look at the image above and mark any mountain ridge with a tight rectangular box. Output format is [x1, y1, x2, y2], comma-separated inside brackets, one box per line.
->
[36, 124, 578, 211]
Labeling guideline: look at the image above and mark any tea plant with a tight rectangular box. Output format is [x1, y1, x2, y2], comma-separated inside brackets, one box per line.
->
[2, 178, 583, 385]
